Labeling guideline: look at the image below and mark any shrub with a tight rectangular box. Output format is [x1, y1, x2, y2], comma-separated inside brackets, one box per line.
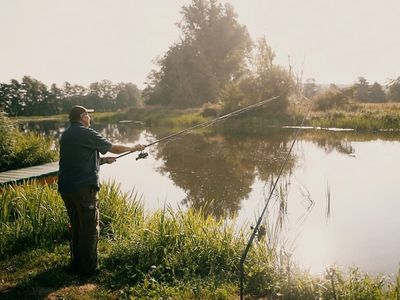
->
[314, 89, 351, 111]
[0, 112, 58, 172]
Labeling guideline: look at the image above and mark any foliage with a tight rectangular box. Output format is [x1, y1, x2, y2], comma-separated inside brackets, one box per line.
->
[217, 81, 246, 112]
[0, 77, 142, 116]
[0, 182, 68, 258]
[313, 86, 353, 111]
[218, 37, 295, 113]
[98, 181, 145, 239]
[308, 102, 400, 130]
[354, 76, 370, 102]
[144, 0, 252, 108]
[369, 82, 386, 103]
[200, 102, 223, 117]
[0, 181, 142, 259]
[303, 78, 320, 99]
[353, 77, 387, 103]
[0, 113, 58, 172]
[387, 77, 400, 102]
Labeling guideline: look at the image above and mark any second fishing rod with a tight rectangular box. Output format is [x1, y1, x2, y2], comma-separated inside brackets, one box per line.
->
[114, 96, 280, 161]
[238, 95, 314, 300]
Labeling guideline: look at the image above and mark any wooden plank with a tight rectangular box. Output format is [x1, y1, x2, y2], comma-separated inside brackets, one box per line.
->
[0, 162, 59, 185]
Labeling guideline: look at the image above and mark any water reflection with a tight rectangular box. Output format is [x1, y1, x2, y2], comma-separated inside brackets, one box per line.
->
[153, 131, 295, 218]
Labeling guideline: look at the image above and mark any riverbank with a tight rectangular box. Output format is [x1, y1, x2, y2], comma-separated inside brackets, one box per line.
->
[1, 181, 399, 299]
[98, 102, 400, 132]
[294, 102, 400, 131]
[12, 102, 400, 132]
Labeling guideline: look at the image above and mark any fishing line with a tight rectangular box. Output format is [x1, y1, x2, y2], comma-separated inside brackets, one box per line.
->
[114, 96, 280, 160]
[239, 96, 313, 300]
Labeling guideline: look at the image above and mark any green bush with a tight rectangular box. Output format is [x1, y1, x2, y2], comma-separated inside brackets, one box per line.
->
[314, 89, 350, 111]
[0, 113, 58, 172]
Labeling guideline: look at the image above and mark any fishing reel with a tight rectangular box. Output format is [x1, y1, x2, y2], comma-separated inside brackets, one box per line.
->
[136, 151, 149, 160]
[250, 225, 266, 241]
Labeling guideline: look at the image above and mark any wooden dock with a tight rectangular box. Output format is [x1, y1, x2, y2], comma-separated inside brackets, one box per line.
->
[0, 162, 59, 186]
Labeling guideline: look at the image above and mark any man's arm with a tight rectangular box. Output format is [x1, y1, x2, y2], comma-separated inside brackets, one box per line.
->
[109, 143, 145, 154]
[101, 143, 145, 165]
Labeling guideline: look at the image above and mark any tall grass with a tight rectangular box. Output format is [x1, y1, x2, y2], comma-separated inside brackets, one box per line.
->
[1, 180, 399, 299]
[0, 181, 67, 257]
[98, 181, 145, 239]
[307, 105, 400, 131]
[0, 180, 143, 258]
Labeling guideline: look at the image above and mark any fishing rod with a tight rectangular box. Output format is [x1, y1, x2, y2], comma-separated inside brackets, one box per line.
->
[239, 96, 313, 300]
[114, 96, 280, 161]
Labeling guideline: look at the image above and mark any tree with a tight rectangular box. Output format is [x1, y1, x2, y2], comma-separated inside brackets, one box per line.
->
[230, 37, 294, 112]
[20, 76, 51, 115]
[387, 77, 400, 102]
[313, 86, 352, 111]
[303, 78, 319, 99]
[0, 79, 24, 116]
[217, 81, 245, 112]
[115, 83, 142, 109]
[144, 0, 251, 108]
[48, 83, 63, 114]
[354, 77, 370, 102]
[368, 82, 386, 103]
[0, 77, 143, 115]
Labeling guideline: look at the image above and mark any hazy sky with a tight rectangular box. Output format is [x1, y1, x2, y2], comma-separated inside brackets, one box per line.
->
[1, 0, 399, 88]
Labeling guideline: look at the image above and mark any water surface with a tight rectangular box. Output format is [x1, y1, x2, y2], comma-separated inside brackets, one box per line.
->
[26, 121, 400, 276]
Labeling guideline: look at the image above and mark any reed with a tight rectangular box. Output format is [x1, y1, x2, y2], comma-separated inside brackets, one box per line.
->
[0, 180, 143, 258]
[0, 181, 67, 258]
[98, 180, 145, 239]
[307, 108, 400, 131]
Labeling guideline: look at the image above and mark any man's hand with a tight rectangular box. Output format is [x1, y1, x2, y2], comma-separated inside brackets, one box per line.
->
[131, 144, 145, 152]
[102, 157, 117, 164]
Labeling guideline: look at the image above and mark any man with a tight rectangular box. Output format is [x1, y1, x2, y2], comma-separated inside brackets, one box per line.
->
[58, 105, 145, 276]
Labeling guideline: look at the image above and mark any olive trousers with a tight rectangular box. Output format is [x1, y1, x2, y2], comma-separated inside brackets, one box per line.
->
[61, 185, 99, 276]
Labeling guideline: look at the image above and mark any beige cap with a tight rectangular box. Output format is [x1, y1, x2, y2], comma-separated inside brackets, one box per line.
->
[69, 105, 94, 122]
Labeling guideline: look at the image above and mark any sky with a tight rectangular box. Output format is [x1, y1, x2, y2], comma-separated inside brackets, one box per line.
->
[1, 0, 399, 88]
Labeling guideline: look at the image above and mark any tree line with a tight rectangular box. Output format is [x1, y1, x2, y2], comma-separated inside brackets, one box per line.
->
[0, 77, 142, 117]
[304, 76, 400, 103]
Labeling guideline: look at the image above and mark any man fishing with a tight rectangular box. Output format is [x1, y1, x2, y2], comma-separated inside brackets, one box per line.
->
[58, 105, 145, 276]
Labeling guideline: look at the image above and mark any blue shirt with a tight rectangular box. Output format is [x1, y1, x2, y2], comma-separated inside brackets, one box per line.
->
[58, 122, 112, 194]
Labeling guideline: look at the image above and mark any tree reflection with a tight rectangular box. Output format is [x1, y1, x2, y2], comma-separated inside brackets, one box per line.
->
[153, 130, 295, 218]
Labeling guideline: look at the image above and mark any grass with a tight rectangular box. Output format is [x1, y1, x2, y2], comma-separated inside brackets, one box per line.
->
[1, 180, 400, 299]
[105, 101, 400, 133]
[118, 107, 207, 128]
[304, 102, 400, 131]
